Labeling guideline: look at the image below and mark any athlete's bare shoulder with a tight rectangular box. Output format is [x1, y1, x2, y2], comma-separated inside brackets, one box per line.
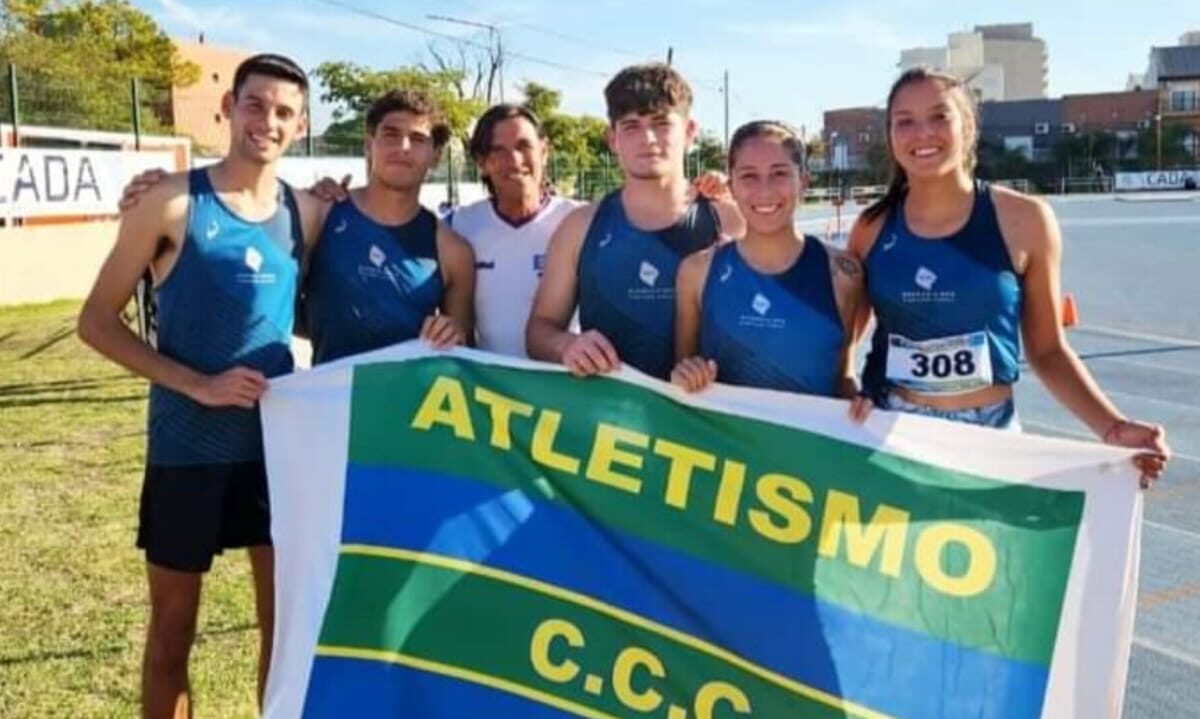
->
[990, 183, 1059, 267]
[846, 209, 888, 261]
[547, 201, 599, 252]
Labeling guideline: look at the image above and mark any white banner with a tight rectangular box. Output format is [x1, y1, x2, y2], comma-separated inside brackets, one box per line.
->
[1114, 169, 1200, 192]
[0, 147, 175, 219]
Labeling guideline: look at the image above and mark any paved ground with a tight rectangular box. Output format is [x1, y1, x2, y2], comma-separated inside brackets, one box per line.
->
[801, 193, 1200, 717]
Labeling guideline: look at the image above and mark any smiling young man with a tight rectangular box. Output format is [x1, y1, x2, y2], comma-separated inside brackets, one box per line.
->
[525, 63, 744, 380]
[77, 54, 326, 718]
[446, 104, 580, 356]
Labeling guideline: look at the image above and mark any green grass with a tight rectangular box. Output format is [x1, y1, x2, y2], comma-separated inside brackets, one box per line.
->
[0, 301, 260, 718]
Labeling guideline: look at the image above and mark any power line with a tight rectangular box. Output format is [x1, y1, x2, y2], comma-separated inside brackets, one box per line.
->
[312, 0, 610, 78]
[510, 23, 649, 61]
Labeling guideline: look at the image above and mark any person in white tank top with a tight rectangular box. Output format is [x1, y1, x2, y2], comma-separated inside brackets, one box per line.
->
[450, 104, 581, 356]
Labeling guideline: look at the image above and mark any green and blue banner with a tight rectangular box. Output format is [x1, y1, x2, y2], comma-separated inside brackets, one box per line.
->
[262, 344, 1141, 719]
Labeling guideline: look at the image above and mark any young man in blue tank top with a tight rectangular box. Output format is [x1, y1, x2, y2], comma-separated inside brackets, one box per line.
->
[301, 90, 475, 364]
[845, 68, 1169, 487]
[526, 63, 745, 380]
[672, 121, 864, 397]
[78, 55, 327, 717]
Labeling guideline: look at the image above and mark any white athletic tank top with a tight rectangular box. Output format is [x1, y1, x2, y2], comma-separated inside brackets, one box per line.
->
[450, 195, 581, 356]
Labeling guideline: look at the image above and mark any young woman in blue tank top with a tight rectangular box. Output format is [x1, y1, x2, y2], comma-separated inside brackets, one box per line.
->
[672, 121, 864, 397]
[846, 68, 1169, 486]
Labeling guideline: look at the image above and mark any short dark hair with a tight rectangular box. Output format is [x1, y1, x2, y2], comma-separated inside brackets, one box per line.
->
[233, 53, 308, 99]
[604, 63, 693, 124]
[365, 89, 451, 149]
[728, 121, 807, 173]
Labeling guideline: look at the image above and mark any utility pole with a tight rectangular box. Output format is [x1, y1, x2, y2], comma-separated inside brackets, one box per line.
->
[1155, 113, 1163, 171]
[427, 14, 504, 102]
[666, 47, 674, 66]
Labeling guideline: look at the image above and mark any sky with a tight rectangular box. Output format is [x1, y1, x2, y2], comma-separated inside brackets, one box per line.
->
[139, 0, 1200, 138]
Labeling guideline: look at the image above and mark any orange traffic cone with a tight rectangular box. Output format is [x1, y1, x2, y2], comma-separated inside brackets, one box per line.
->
[1061, 293, 1079, 328]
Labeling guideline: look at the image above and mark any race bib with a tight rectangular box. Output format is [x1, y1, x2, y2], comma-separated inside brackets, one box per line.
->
[885, 331, 993, 395]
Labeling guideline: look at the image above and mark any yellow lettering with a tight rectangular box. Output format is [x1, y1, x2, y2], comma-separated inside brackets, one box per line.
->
[529, 619, 584, 684]
[474, 386, 534, 450]
[585, 423, 650, 494]
[612, 646, 665, 712]
[531, 410, 581, 474]
[713, 459, 747, 526]
[748, 473, 814, 544]
[817, 490, 909, 577]
[694, 681, 752, 718]
[653, 438, 716, 510]
[915, 523, 997, 598]
[410, 376, 475, 440]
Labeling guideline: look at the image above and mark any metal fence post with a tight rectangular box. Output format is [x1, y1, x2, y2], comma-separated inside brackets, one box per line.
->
[131, 77, 142, 150]
[8, 63, 19, 147]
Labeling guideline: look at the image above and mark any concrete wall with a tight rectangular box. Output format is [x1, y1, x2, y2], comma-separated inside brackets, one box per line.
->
[0, 220, 116, 305]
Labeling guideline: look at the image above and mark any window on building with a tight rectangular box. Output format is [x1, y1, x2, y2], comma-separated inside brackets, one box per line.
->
[1004, 136, 1034, 160]
[858, 132, 871, 143]
[1034, 122, 1049, 135]
[1170, 91, 1198, 113]
[1061, 122, 1077, 134]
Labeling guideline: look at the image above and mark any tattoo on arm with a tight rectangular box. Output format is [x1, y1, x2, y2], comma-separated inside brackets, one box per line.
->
[834, 255, 861, 278]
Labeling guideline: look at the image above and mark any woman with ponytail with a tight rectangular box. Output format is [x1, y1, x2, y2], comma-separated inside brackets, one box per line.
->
[846, 68, 1168, 487]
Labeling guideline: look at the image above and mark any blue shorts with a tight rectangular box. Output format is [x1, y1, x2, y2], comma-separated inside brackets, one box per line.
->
[882, 391, 1022, 431]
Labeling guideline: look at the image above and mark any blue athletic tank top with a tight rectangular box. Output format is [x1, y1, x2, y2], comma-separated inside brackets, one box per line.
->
[148, 168, 302, 466]
[700, 237, 844, 396]
[303, 200, 442, 365]
[577, 191, 720, 379]
[863, 180, 1022, 399]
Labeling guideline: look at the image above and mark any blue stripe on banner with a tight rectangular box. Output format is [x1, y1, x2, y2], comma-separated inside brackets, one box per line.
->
[302, 654, 581, 719]
[336, 464, 1050, 719]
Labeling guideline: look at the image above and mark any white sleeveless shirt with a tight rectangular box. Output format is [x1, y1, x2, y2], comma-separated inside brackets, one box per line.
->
[450, 195, 581, 356]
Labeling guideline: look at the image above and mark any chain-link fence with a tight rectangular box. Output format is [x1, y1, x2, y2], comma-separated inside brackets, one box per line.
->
[0, 63, 180, 146]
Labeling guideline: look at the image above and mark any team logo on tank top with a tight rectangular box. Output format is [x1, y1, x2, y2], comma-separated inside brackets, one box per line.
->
[638, 261, 660, 287]
[236, 246, 274, 285]
[628, 260, 672, 302]
[903, 265, 955, 304]
[369, 244, 386, 268]
[205, 219, 220, 241]
[739, 291, 785, 330]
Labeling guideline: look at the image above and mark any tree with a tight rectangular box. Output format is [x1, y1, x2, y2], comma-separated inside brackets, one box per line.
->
[520, 81, 560, 122]
[517, 80, 611, 197]
[1136, 121, 1196, 170]
[312, 60, 486, 154]
[422, 40, 501, 106]
[0, 0, 197, 132]
[690, 131, 726, 175]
